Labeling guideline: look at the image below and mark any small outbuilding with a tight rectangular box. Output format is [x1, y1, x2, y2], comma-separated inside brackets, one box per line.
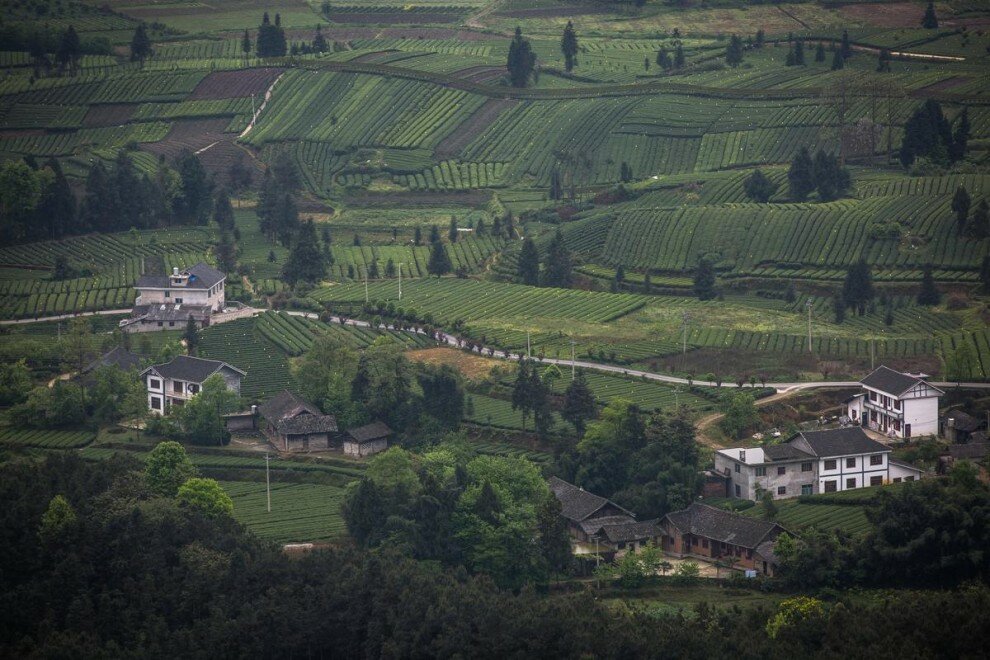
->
[258, 390, 339, 452]
[343, 422, 392, 457]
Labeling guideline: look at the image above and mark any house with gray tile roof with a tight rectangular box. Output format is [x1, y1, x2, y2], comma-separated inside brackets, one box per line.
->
[258, 390, 340, 452]
[123, 263, 228, 333]
[846, 365, 942, 439]
[343, 421, 392, 457]
[547, 477, 658, 553]
[140, 355, 244, 415]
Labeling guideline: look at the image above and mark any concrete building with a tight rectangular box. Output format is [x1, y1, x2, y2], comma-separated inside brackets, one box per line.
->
[714, 427, 923, 501]
[122, 263, 226, 332]
[846, 365, 942, 439]
[342, 422, 392, 457]
[140, 355, 244, 415]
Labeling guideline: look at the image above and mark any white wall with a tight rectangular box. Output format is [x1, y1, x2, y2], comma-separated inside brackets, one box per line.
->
[903, 397, 939, 437]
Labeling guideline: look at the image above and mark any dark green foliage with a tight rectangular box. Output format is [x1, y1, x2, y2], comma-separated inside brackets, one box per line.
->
[549, 168, 563, 200]
[173, 150, 213, 225]
[968, 199, 989, 239]
[793, 39, 804, 65]
[725, 34, 744, 67]
[916, 265, 941, 306]
[427, 238, 452, 277]
[313, 25, 328, 53]
[283, 220, 327, 285]
[755, 29, 765, 49]
[183, 316, 199, 355]
[215, 229, 238, 274]
[506, 27, 536, 88]
[952, 108, 970, 161]
[541, 229, 572, 288]
[561, 21, 578, 72]
[693, 256, 716, 301]
[922, 2, 938, 29]
[877, 48, 891, 72]
[812, 150, 851, 201]
[256, 11, 287, 57]
[831, 49, 844, 70]
[414, 225, 422, 245]
[55, 25, 81, 75]
[619, 161, 633, 183]
[212, 188, 234, 229]
[241, 29, 251, 56]
[840, 29, 851, 59]
[980, 255, 990, 292]
[517, 237, 539, 285]
[743, 168, 778, 202]
[511, 359, 534, 429]
[900, 100, 956, 168]
[833, 293, 846, 324]
[656, 46, 672, 70]
[129, 23, 153, 64]
[562, 370, 596, 434]
[787, 147, 815, 200]
[674, 43, 685, 68]
[448, 215, 458, 243]
[815, 41, 825, 62]
[843, 260, 874, 315]
[416, 364, 464, 429]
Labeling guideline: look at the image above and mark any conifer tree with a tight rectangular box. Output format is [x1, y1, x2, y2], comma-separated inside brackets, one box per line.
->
[840, 30, 852, 59]
[38, 159, 75, 240]
[511, 360, 533, 430]
[693, 257, 717, 301]
[952, 108, 970, 161]
[725, 34, 744, 67]
[429, 225, 440, 243]
[448, 216, 458, 243]
[922, 2, 939, 29]
[562, 369, 596, 434]
[794, 39, 805, 65]
[414, 226, 422, 246]
[952, 185, 971, 235]
[130, 24, 153, 65]
[743, 169, 778, 202]
[282, 220, 326, 285]
[674, 43, 685, 68]
[541, 229, 572, 289]
[561, 21, 579, 72]
[313, 25, 328, 53]
[56, 26, 81, 75]
[833, 293, 846, 324]
[831, 50, 844, 70]
[815, 42, 826, 62]
[517, 237, 540, 286]
[917, 265, 941, 306]
[787, 147, 816, 201]
[242, 30, 252, 58]
[507, 27, 536, 88]
[183, 316, 200, 355]
[842, 260, 874, 315]
[969, 199, 989, 239]
[427, 238, 452, 278]
[656, 46, 672, 70]
[755, 29, 765, 49]
[212, 188, 234, 230]
[980, 255, 990, 292]
[215, 229, 238, 273]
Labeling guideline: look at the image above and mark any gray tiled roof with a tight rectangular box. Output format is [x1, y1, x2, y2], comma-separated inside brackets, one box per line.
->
[259, 390, 321, 423]
[665, 503, 781, 549]
[137, 262, 225, 290]
[860, 366, 924, 396]
[947, 410, 983, 433]
[133, 304, 212, 322]
[793, 427, 887, 458]
[548, 476, 633, 523]
[83, 347, 142, 374]
[600, 519, 660, 544]
[346, 421, 392, 443]
[763, 444, 813, 461]
[578, 515, 636, 537]
[142, 355, 244, 383]
[278, 414, 338, 435]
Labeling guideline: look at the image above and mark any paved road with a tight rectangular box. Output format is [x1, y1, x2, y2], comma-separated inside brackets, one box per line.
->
[6, 307, 989, 393]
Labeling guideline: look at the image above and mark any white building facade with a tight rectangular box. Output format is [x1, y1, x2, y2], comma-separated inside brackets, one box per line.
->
[846, 365, 942, 439]
[140, 355, 244, 415]
[123, 263, 227, 332]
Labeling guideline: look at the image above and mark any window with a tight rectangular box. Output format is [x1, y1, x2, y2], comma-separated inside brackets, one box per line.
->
[893, 399, 901, 411]
[173, 381, 183, 393]
[893, 477, 902, 483]
[702, 539, 709, 549]
[151, 396, 162, 411]
[870, 476, 883, 487]
[801, 462, 812, 472]
[692, 537, 698, 547]
[801, 484, 813, 496]
[149, 378, 161, 390]
[846, 457, 856, 468]
[777, 486, 786, 496]
[905, 476, 915, 482]
[734, 463, 740, 473]
[175, 298, 183, 304]
[169, 321, 175, 327]
[870, 391, 877, 402]
[824, 459, 837, 470]
[755, 467, 766, 477]
[777, 466, 786, 476]
[735, 485, 741, 497]
[188, 384, 200, 395]
[870, 454, 883, 466]
[846, 477, 857, 489]
[157, 321, 163, 327]
[824, 480, 837, 493]
[165, 291, 171, 298]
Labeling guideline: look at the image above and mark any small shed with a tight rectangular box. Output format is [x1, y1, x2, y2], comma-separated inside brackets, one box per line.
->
[343, 422, 392, 457]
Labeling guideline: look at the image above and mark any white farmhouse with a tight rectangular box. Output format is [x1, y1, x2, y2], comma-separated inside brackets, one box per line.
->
[714, 427, 922, 501]
[122, 263, 226, 332]
[846, 365, 942, 439]
[140, 355, 244, 415]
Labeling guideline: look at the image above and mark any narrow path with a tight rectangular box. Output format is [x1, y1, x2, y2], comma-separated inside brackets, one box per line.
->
[239, 72, 285, 139]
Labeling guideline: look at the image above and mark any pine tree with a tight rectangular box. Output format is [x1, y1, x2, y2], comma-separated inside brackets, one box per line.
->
[282, 220, 326, 286]
[173, 150, 213, 226]
[693, 257, 717, 301]
[541, 229, 572, 289]
[877, 48, 892, 72]
[38, 159, 75, 240]
[511, 360, 533, 430]
[814, 150, 838, 201]
[952, 185, 971, 235]
[215, 229, 238, 273]
[242, 30, 252, 58]
[815, 42, 826, 62]
[56, 26, 81, 75]
[743, 169, 778, 202]
[212, 188, 234, 229]
[952, 108, 970, 162]
[562, 370, 596, 434]
[674, 43, 685, 69]
[183, 316, 199, 355]
[549, 168, 563, 200]
[414, 226, 422, 246]
[507, 27, 537, 88]
[840, 30, 852, 59]
[725, 34, 744, 67]
[917, 265, 941, 306]
[969, 199, 989, 239]
[427, 239, 452, 278]
[755, 29, 765, 49]
[643, 271, 652, 294]
[922, 2, 939, 29]
[833, 293, 846, 324]
[313, 25, 328, 53]
[517, 237, 540, 286]
[980, 255, 990, 292]
[448, 215, 458, 243]
[429, 225, 440, 243]
[788, 147, 816, 201]
[831, 50, 844, 71]
[130, 24, 153, 65]
[657, 46, 672, 70]
[794, 39, 805, 65]
[620, 161, 632, 183]
[899, 100, 953, 168]
[561, 21, 579, 72]
[842, 260, 874, 315]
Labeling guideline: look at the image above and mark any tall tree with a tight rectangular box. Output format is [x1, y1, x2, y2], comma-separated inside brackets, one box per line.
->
[215, 229, 238, 274]
[414, 226, 422, 246]
[427, 239, 452, 278]
[980, 255, 990, 292]
[541, 229, 572, 288]
[952, 185, 971, 235]
[448, 215, 458, 243]
[517, 237, 540, 286]
[55, 26, 81, 75]
[831, 50, 844, 71]
[815, 42, 826, 63]
[840, 29, 852, 59]
[173, 150, 213, 225]
[511, 360, 533, 430]
[788, 147, 816, 201]
[725, 34, 744, 67]
[922, 2, 939, 29]
[145, 441, 198, 496]
[968, 199, 989, 239]
[212, 188, 235, 229]
[793, 39, 805, 65]
[656, 46, 672, 70]
[842, 260, 874, 315]
[507, 27, 536, 88]
[37, 159, 75, 240]
[674, 43, 685, 68]
[743, 169, 778, 202]
[283, 220, 327, 285]
[916, 265, 941, 306]
[241, 30, 252, 58]
[561, 21, 579, 72]
[183, 316, 199, 355]
[130, 23, 153, 65]
[900, 100, 953, 168]
[693, 257, 716, 301]
[562, 370, 596, 434]
[952, 108, 970, 161]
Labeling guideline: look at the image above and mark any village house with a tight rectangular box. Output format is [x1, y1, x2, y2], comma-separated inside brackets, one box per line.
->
[660, 502, 786, 576]
[845, 365, 942, 438]
[938, 443, 989, 481]
[343, 421, 392, 457]
[121, 263, 227, 332]
[943, 409, 987, 444]
[257, 390, 339, 452]
[77, 346, 143, 387]
[714, 427, 923, 501]
[548, 476, 659, 554]
[140, 355, 244, 415]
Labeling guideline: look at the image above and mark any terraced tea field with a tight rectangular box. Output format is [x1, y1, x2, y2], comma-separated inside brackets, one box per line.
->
[221, 480, 349, 544]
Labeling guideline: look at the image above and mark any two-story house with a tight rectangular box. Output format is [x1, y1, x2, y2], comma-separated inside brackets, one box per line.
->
[714, 427, 922, 501]
[122, 263, 227, 332]
[140, 355, 244, 415]
[548, 476, 660, 555]
[845, 365, 942, 438]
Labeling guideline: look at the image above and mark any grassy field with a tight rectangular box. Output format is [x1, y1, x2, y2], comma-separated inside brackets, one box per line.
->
[221, 479, 349, 544]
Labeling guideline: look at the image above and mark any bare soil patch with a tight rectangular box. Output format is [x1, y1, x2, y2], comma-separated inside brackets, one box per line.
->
[0, 128, 45, 138]
[435, 98, 515, 159]
[188, 67, 283, 100]
[496, 5, 610, 18]
[342, 189, 491, 207]
[407, 347, 508, 381]
[141, 118, 231, 160]
[81, 103, 135, 127]
[452, 65, 505, 83]
[915, 76, 970, 93]
[328, 12, 463, 25]
[838, 2, 935, 29]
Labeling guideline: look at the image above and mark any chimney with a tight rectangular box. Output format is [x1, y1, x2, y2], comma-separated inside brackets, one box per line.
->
[173, 267, 179, 276]
[251, 404, 258, 416]
[739, 450, 746, 462]
[947, 418, 955, 429]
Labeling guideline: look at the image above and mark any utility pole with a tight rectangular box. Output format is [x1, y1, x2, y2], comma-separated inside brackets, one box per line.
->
[527, 331, 531, 359]
[364, 270, 368, 303]
[806, 299, 814, 353]
[870, 339, 875, 370]
[570, 339, 577, 380]
[251, 93, 256, 122]
[674, 386, 679, 409]
[264, 453, 272, 513]
[397, 262, 404, 301]
[681, 311, 688, 354]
